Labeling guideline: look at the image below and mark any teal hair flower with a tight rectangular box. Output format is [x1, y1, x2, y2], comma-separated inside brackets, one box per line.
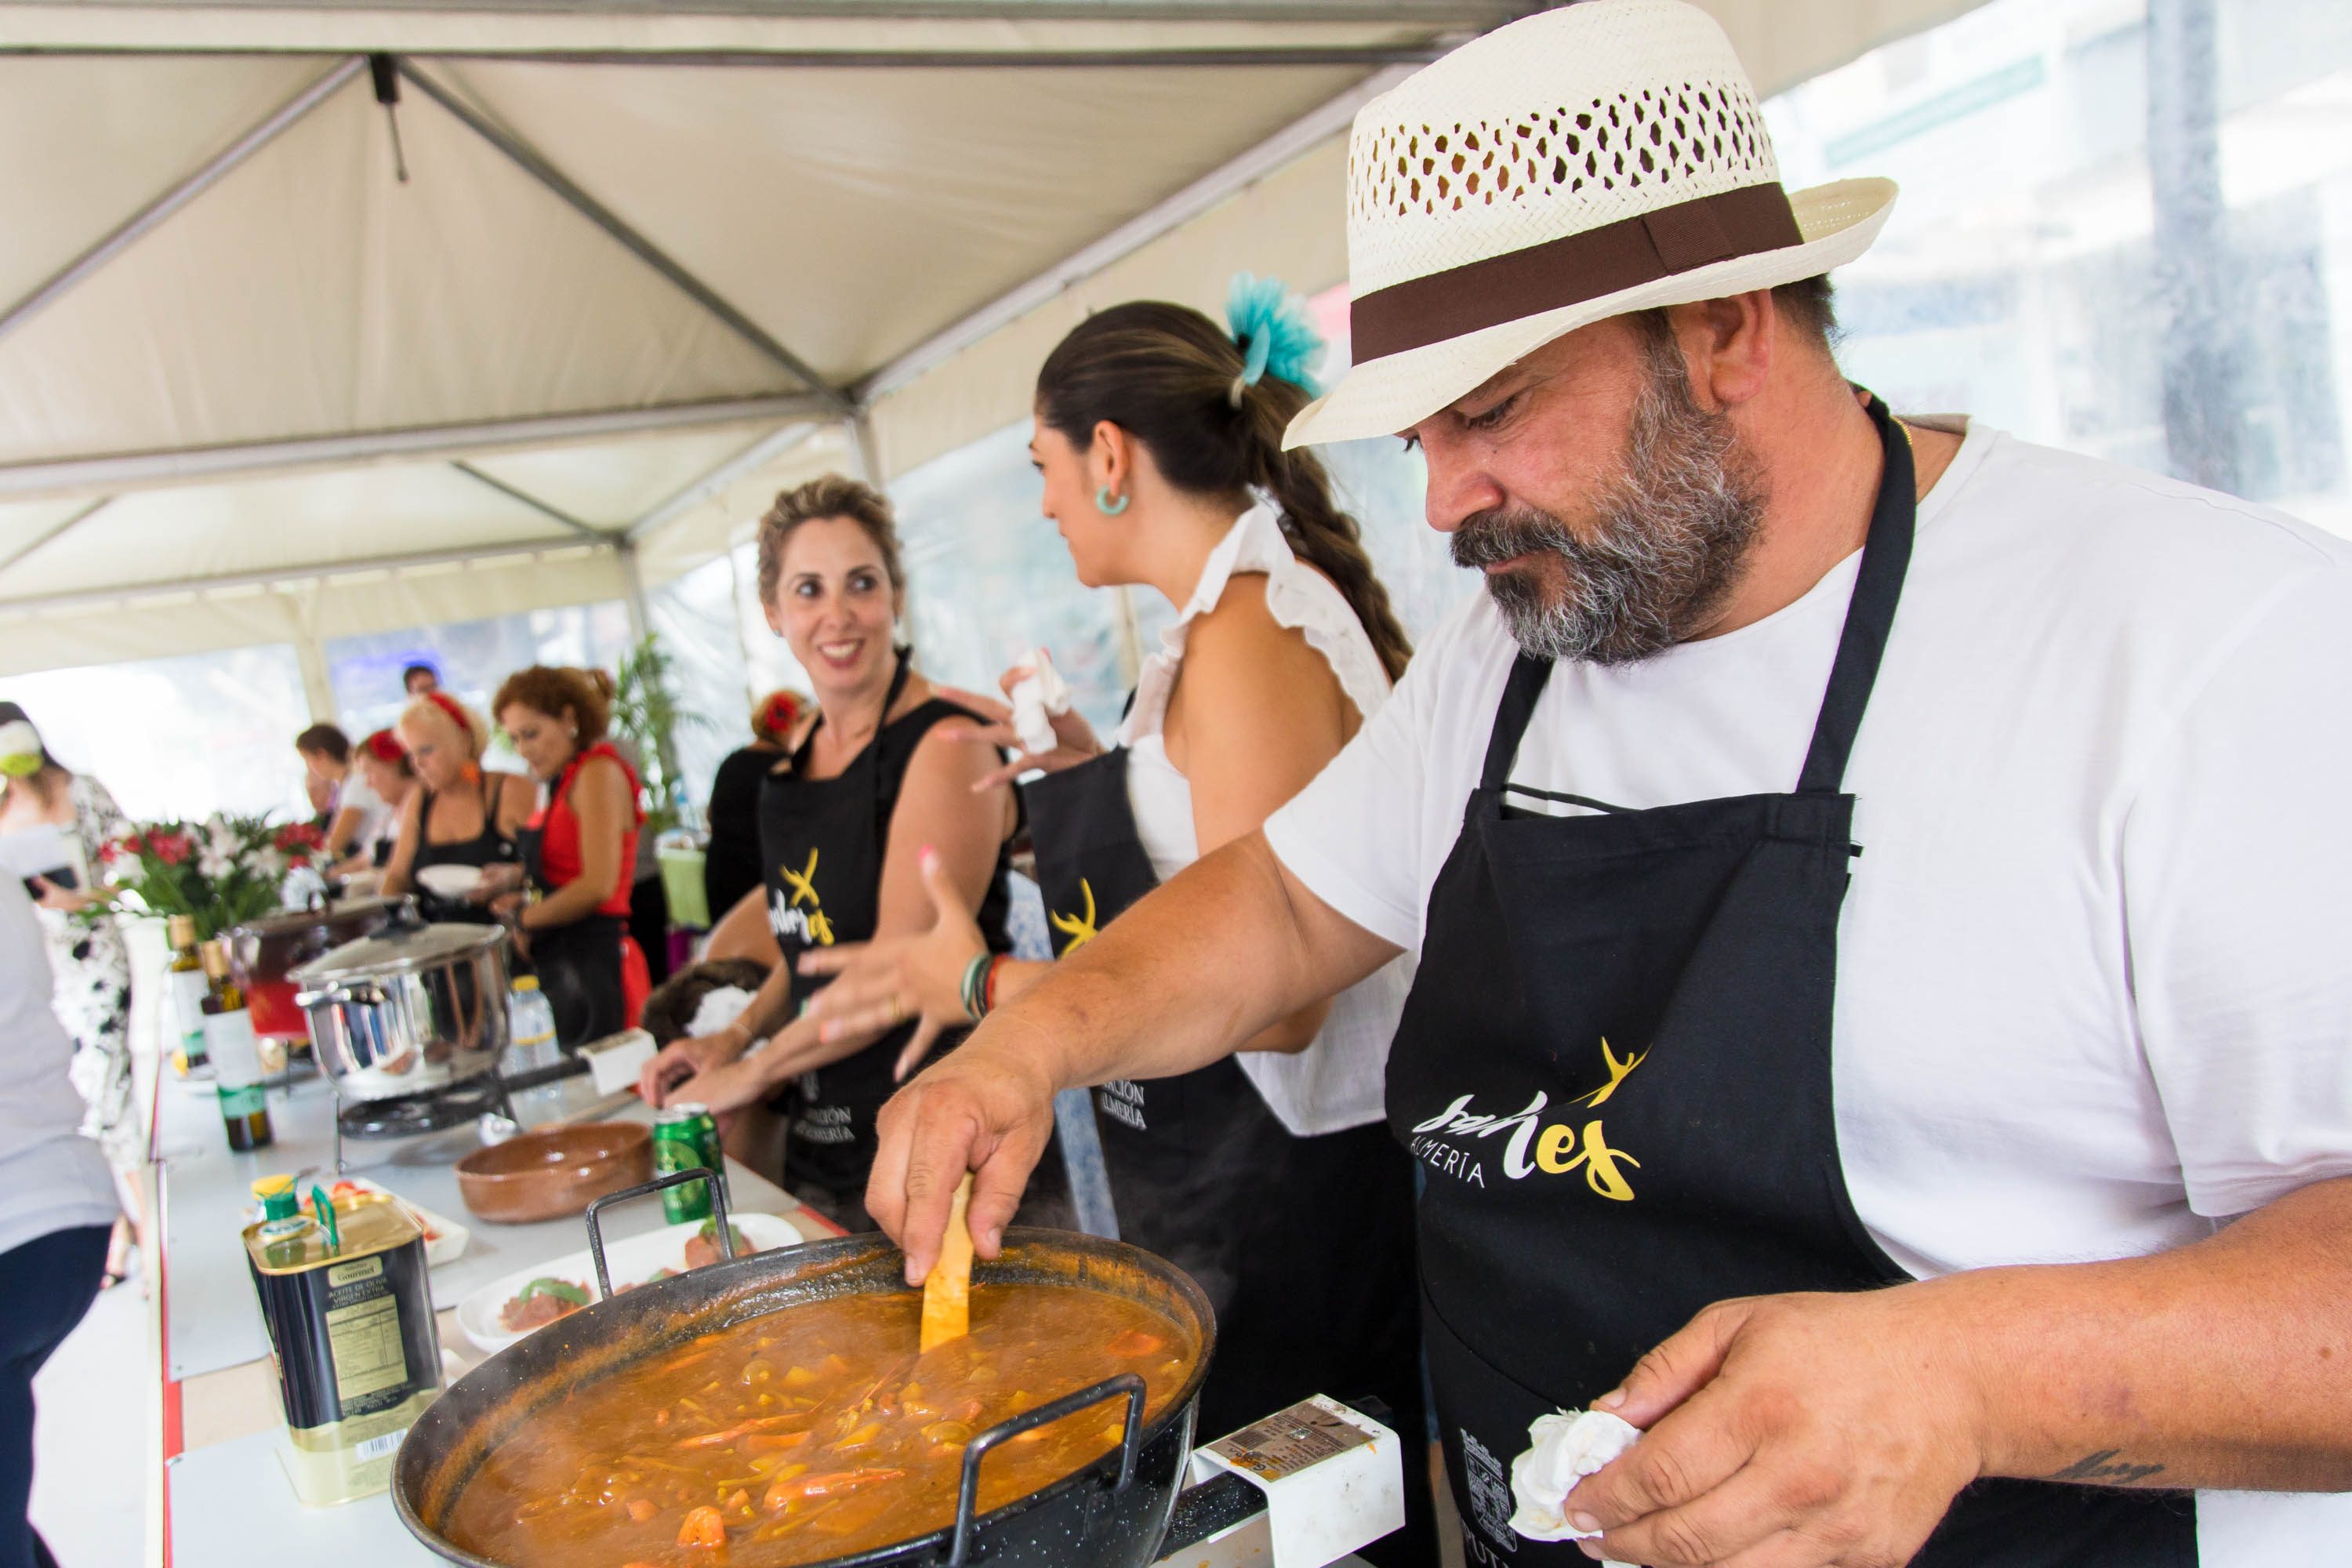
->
[1225, 272, 1325, 397]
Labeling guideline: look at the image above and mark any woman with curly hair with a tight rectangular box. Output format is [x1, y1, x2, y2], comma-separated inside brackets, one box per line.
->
[491, 665, 650, 1048]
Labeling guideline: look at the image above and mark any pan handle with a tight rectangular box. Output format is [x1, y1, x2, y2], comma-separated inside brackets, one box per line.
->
[583, 1167, 734, 1300]
[946, 1373, 1146, 1568]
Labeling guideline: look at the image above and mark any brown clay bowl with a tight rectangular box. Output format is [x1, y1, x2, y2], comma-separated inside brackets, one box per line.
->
[453, 1123, 653, 1225]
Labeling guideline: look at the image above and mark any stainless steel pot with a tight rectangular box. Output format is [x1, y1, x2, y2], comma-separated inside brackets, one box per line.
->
[290, 909, 511, 1103]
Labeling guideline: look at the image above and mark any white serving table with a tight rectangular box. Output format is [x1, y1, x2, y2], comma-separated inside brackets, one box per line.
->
[154, 1064, 830, 1566]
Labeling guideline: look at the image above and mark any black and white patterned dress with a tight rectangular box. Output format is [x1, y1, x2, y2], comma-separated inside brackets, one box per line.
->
[38, 775, 136, 1164]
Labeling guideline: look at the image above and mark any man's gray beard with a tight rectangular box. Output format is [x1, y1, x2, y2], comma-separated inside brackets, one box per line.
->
[1450, 339, 1767, 666]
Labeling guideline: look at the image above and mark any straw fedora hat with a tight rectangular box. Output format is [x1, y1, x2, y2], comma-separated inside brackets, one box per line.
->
[1284, 0, 1897, 448]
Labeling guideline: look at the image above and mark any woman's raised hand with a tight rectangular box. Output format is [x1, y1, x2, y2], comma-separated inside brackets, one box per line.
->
[937, 674, 1103, 793]
[797, 847, 989, 1082]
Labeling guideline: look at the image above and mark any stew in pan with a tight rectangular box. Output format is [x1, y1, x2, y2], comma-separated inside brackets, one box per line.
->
[445, 1283, 1196, 1567]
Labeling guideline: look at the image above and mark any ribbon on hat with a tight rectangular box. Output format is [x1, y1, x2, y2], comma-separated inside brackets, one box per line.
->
[0, 719, 44, 777]
[1349, 182, 1805, 363]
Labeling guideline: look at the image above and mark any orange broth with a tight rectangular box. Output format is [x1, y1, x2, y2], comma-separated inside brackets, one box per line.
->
[445, 1283, 1196, 1567]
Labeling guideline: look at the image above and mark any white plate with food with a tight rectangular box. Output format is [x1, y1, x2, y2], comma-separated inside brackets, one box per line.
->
[414, 863, 485, 898]
[456, 1210, 818, 1355]
[328, 1175, 471, 1268]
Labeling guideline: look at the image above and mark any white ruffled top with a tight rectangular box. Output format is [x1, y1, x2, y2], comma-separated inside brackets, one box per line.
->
[1114, 499, 1413, 1137]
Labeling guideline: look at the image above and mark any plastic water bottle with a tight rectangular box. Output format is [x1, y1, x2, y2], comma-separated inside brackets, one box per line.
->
[506, 976, 559, 1073]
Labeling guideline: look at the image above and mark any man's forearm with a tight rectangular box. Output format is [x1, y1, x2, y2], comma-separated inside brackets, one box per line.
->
[1960, 1173, 2352, 1492]
[983, 829, 1394, 1091]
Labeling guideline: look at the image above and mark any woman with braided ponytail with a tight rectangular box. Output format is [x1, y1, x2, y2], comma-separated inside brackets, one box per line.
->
[800, 282, 1436, 1566]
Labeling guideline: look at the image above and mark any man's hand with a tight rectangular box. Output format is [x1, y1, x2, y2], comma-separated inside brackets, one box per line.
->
[867, 1027, 1060, 1286]
[1563, 1288, 1987, 1567]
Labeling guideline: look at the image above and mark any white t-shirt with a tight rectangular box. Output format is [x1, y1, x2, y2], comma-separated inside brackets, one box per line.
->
[1116, 500, 1414, 1136]
[336, 770, 394, 855]
[1264, 421, 2352, 1561]
[0, 877, 119, 1258]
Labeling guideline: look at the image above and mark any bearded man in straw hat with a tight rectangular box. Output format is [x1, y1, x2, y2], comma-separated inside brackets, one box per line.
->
[866, 2, 2352, 1563]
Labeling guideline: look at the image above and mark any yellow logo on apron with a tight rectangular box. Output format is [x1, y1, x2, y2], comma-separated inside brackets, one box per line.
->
[1049, 878, 1099, 956]
[775, 848, 836, 946]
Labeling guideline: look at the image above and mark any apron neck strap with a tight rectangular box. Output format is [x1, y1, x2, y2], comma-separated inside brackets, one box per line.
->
[1795, 390, 1917, 795]
[1480, 655, 1555, 793]
[797, 648, 916, 767]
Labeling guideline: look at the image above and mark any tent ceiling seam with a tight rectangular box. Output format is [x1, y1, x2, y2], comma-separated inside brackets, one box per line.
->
[624, 422, 818, 542]
[0, 393, 839, 503]
[394, 58, 851, 412]
[0, 495, 112, 577]
[0, 536, 615, 617]
[450, 459, 611, 538]
[0, 55, 365, 347]
[0, 45, 1454, 67]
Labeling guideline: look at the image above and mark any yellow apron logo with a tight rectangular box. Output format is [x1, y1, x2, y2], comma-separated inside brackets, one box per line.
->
[1049, 879, 1099, 956]
[776, 848, 835, 946]
[1406, 1037, 1649, 1200]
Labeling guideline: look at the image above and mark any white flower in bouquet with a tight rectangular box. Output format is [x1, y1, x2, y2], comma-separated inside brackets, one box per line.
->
[197, 816, 238, 880]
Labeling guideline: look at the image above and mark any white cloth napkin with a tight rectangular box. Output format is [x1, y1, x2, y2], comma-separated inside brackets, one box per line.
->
[1509, 1408, 1642, 1558]
[1008, 648, 1072, 757]
[688, 985, 759, 1039]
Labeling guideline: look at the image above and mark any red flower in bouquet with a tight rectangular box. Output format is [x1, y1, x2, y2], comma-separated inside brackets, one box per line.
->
[273, 822, 327, 862]
[148, 829, 191, 866]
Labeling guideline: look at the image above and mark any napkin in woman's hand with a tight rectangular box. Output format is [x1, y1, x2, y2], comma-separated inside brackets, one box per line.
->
[1508, 1407, 1642, 1556]
[1008, 649, 1071, 757]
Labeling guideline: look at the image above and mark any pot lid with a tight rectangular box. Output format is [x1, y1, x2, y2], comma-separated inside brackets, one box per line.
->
[233, 895, 406, 938]
[289, 915, 506, 983]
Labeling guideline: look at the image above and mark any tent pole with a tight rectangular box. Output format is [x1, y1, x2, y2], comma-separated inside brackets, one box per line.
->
[395, 60, 851, 413]
[292, 599, 340, 724]
[617, 541, 653, 644]
[845, 414, 887, 491]
[0, 57, 365, 347]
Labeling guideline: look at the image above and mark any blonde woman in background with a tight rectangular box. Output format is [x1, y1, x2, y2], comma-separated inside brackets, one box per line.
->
[380, 691, 532, 923]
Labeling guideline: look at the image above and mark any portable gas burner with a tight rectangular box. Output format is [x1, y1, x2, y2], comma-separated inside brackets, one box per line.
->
[332, 1078, 512, 1171]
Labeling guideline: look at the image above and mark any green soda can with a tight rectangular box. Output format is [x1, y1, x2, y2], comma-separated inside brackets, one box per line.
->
[653, 1103, 724, 1224]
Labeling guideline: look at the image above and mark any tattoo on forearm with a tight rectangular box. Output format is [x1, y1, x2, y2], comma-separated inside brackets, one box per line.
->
[2041, 1450, 2167, 1486]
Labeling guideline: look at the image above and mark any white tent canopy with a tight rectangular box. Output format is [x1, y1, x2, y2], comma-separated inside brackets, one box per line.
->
[0, 0, 1987, 685]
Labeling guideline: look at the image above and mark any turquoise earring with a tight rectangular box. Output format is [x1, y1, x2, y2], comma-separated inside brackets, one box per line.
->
[1094, 485, 1130, 517]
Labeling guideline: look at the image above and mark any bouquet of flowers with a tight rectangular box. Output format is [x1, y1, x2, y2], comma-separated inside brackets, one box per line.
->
[101, 815, 328, 939]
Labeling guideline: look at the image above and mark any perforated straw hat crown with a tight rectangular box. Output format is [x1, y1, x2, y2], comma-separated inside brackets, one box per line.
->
[1284, 0, 1897, 448]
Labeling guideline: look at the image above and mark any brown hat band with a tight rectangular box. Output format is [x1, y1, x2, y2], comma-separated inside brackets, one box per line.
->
[1349, 181, 1806, 364]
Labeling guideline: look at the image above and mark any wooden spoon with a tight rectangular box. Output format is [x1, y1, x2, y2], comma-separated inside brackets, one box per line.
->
[920, 1174, 976, 1352]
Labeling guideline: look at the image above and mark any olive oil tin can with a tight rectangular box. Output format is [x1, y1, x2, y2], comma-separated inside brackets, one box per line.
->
[244, 1191, 443, 1506]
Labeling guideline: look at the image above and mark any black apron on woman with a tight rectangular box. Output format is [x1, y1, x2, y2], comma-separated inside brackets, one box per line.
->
[1025, 746, 1439, 1568]
[408, 773, 521, 924]
[514, 763, 628, 1052]
[1387, 394, 2194, 1567]
[759, 655, 1014, 1231]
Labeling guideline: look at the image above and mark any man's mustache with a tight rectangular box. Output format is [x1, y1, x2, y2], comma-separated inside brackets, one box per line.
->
[1450, 508, 1581, 571]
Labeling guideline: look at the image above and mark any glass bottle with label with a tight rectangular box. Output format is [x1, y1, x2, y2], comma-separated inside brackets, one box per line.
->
[167, 914, 212, 1076]
[200, 938, 274, 1151]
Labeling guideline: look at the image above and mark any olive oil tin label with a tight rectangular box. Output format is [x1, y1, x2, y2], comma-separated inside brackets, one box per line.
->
[244, 1199, 442, 1506]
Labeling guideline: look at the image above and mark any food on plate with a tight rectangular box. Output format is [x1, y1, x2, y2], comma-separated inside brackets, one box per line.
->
[682, 1219, 753, 1270]
[326, 1178, 443, 1243]
[445, 1283, 1193, 1566]
[498, 1277, 590, 1332]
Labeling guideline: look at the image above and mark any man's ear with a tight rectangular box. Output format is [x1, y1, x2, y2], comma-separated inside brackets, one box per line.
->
[1665, 292, 1775, 412]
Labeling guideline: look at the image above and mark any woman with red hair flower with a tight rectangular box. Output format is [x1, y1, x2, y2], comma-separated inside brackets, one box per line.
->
[700, 688, 811, 932]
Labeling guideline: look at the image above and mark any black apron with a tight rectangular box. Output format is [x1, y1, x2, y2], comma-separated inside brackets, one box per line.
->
[1025, 746, 1439, 1568]
[1387, 394, 2194, 1566]
[514, 756, 628, 1051]
[760, 655, 1014, 1230]
[409, 773, 521, 924]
